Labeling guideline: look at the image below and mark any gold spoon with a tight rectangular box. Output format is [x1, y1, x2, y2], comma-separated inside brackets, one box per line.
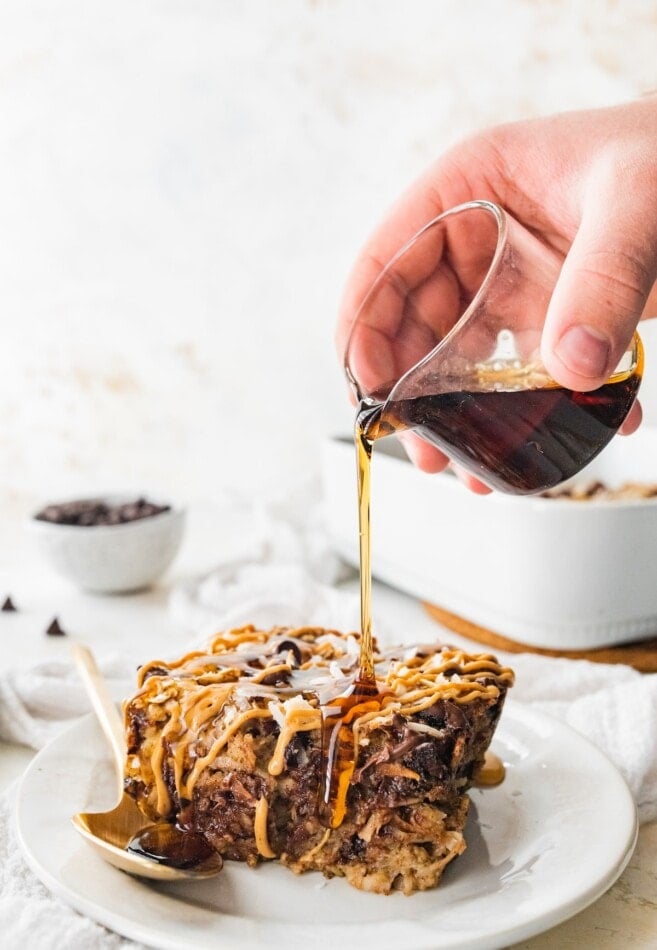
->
[70, 644, 223, 880]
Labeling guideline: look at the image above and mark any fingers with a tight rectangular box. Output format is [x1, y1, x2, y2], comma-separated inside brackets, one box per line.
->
[542, 159, 657, 392]
[619, 398, 642, 435]
[397, 432, 449, 473]
[396, 433, 492, 493]
[451, 467, 493, 494]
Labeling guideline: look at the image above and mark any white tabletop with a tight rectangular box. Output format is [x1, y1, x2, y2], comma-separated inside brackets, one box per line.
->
[0, 510, 655, 950]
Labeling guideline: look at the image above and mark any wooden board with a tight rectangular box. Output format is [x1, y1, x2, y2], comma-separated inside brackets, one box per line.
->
[423, 602, 657, 673]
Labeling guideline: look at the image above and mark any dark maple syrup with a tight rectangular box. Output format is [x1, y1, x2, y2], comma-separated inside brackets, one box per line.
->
[318, 418, 384, 828]
[127, 822, 216, 869]
[359, 374, 641, 494]
[319, 677, 381, 828]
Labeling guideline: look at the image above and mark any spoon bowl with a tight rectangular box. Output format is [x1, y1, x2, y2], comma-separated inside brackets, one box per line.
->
[70, 644, 223, 881]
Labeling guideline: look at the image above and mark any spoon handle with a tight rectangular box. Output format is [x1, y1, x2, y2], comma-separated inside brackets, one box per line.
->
[71, 644, 126, 780]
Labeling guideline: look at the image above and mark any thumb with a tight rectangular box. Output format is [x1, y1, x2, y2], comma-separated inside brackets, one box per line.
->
[541, 185, 657, 392]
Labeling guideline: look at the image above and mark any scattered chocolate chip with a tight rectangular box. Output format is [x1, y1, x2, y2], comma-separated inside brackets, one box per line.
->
[35, 497, 171, 527]
[46, 617, 66, 636]
[1, 596, 17, 612]
[275, 639, 303, 665]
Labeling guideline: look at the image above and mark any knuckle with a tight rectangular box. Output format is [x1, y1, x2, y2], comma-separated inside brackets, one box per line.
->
[577, 248, 654, 314]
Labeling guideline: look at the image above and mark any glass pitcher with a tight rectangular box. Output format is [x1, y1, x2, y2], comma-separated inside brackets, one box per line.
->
[344, 200, 643, 494]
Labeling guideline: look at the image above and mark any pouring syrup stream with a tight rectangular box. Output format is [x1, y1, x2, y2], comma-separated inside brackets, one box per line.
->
[319, 406, 383, 828]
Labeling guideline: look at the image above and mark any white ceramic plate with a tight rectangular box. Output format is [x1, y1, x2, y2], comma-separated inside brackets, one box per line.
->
[15, 702, 637, 950]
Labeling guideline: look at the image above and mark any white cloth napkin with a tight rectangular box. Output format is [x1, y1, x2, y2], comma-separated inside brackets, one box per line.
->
[1, 488, 657, 949]
[0, 657, 143, 949]
[0, 657, 132, 751]
[0, 785, 142, 950]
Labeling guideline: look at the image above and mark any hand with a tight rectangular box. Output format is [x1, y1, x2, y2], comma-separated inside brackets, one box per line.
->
[337, 97, 657, 492]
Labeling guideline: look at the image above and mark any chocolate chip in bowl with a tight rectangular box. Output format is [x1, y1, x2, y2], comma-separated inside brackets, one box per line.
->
[35, 497, 171, 527]
[29, 494, 185, 593]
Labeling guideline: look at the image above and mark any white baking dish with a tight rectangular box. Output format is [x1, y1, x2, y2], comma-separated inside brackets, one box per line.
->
[321, 427, 657, 650]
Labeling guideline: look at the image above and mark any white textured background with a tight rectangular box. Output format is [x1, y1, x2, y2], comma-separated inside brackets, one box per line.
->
[1, 0, 657, 511]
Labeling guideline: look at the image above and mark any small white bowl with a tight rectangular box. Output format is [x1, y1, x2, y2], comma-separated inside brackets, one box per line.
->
[28, 495, 186, 593]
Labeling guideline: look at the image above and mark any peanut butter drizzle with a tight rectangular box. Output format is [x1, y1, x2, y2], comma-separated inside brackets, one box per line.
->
[473, 750, 506, 787]
[126, 626, 514, 827]
[268, 707, 320, 776]
[254, 797, 276, 858]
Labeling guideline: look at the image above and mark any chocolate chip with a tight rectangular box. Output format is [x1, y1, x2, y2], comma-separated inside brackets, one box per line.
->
[259, 669, 292, 687]
[46, 617, 66, 636]
[35, 498, 171, 527]
[1, 596, 17, 612]
[275, 639, 303, 666]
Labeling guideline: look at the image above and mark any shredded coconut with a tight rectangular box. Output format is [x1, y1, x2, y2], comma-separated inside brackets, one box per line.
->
[406, 721, 444, 739]
[329, 661, 344, 680]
